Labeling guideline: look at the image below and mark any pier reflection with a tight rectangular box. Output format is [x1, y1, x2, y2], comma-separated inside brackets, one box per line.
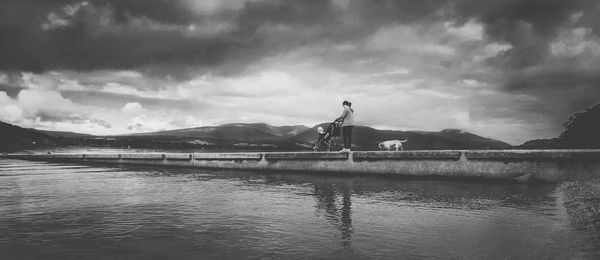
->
[254, 171, 559, 209]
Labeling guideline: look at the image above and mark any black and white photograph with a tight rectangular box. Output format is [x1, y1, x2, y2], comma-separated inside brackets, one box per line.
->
[1, 0, 600, 259]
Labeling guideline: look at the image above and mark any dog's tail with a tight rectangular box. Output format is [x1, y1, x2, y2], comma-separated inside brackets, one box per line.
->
[400, 139, 408, 142]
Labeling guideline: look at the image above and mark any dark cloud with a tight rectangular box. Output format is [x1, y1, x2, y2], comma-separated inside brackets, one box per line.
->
[0, 84, 24, 98]
[506, 69, 600, 91]
[0, 1, 436, 75]
[0, 0, 338, 78]
[0, 72, 27, 98]
[0, 1, 330, 77]
[456, 0, 586, 34]
[450, 0, 594, 70]
[579, 3, 600, 31]
[238, 0, 336, 27]
[87, 0, 198, 25]
[1, 0, 597, 76]
[505, 68, 600, 113]
[455, 0, 600, 127]
[0, 0, 241, 74]
[350, 0, 447, 24]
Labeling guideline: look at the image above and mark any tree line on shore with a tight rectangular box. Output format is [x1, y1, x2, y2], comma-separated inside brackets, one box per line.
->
[519, 103, 600, 149]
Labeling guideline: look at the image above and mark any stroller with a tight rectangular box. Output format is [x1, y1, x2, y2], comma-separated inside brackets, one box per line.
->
[313, 120, 342, 151]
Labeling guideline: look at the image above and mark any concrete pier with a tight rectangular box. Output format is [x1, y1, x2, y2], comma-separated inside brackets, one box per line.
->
[2, 150, 600, 182]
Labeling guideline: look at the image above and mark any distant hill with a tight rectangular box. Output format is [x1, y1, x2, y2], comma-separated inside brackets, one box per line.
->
[35, 130, 93, 138]
[517, 138, 563, 149]
[0, 121, 56, 151]
[293, 124, 511, 150]
[129, 123, 310, 143]
[0, 120, 511, 151]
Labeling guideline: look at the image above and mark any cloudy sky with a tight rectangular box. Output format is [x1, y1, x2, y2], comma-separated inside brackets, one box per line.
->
[1, 0, 599, 144]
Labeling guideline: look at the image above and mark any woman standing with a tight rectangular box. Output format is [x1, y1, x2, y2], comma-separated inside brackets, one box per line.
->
[336, 100, 354, 152]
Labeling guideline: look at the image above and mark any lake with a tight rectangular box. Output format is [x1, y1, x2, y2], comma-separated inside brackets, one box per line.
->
[1, 159, 598, 259]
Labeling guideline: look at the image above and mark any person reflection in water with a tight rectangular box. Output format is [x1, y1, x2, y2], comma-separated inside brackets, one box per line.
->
[313, 182, 353, 248]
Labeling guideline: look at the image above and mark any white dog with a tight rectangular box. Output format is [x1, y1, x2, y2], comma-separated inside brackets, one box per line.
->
[378, 140, 407, 151]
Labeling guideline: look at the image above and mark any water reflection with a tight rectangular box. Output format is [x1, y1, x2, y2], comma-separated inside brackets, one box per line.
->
[2, 160, 599, 259]
[137, 165, 567, 254]
[313, 183, 353, 248]
[252, 171, 560, 210]
[205, 168, 567, 255]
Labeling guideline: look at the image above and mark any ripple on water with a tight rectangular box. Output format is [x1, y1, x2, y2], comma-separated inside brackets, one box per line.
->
[0, 159, 598, 259]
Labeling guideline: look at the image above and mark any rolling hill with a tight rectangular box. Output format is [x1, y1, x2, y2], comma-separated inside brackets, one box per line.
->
[36, 130, 93, 138]
[292, 124, 511, 150]
[130, 122, 511, 150]
[128, 123, 310, 142]
[0, 120, 511, 151]
[0, 121, 56, 151]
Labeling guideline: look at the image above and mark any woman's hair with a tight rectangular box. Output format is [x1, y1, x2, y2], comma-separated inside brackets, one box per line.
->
[342, 100, 350, 106]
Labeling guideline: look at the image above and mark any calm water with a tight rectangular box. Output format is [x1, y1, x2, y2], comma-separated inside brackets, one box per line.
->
[1, 159, 598, 259]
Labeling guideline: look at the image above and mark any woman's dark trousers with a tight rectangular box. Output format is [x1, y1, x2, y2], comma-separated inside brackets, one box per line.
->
[342, 126, 353, 149]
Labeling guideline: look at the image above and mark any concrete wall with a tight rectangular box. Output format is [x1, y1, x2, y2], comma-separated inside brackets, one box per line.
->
[2, 150, 600, 182]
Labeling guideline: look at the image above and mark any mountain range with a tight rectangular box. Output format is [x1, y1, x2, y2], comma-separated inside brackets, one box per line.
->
[130, 123, 309, 141]
[293, 123, 511, 150]
[0, 121, 57, 151]
[0, 121, 511, 152]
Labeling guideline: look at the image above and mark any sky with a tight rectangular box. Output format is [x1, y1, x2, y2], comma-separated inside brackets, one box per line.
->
[1, 0, 600, 145]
